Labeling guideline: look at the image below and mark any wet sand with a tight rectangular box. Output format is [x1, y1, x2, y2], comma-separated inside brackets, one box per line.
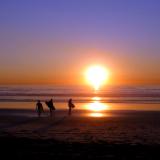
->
[1, 109, 160, 159]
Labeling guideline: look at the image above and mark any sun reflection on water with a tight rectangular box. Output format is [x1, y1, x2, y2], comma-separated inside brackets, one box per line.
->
[86, 101, 109, 112]
[89, 113, 104, 117]
[85, 97, 110, 117]
[91, 97, 101, 101]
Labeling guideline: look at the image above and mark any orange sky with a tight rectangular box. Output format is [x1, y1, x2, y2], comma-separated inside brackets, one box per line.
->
[0, 47, 160, 86]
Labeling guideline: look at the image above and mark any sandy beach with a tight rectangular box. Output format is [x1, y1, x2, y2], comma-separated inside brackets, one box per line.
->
[1, 109, 160, 159]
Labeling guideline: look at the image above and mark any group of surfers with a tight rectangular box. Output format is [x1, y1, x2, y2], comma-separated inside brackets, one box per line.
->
[36, 98, 75, 117]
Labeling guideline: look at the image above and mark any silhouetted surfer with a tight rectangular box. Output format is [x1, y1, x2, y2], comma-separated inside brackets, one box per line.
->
[45, 98, 56, 117]
[68, 98, 75, 115]
[36, 100, 44, 117]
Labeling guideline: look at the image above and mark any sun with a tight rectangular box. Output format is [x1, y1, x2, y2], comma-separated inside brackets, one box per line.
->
[85, 65, 109, 90]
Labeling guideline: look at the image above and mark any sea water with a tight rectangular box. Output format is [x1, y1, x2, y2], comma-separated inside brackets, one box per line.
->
[0, 85, 160, 111]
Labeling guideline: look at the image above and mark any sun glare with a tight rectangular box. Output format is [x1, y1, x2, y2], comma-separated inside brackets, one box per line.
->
[86, 65, 109, 90]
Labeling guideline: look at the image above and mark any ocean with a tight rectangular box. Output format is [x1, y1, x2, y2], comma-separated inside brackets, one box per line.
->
[0, 85, 160, 111]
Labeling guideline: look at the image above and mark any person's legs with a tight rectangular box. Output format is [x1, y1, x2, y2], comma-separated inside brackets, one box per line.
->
[68, 108, 71, 115]
[50, 108, 52, 117]
[38, 110, 41, 117]
[52, 110, 55, 118]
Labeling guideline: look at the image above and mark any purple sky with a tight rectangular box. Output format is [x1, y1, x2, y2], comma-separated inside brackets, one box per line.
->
[0, 0, 160, 85]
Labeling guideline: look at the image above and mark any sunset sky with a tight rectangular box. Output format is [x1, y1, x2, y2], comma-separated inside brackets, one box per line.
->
[0, 0, 160, 85]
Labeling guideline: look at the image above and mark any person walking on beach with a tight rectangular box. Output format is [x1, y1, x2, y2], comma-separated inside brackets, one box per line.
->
[68, 98, 75, 115]
[36, 100, 44, 117]
[45, 98, 56, 117]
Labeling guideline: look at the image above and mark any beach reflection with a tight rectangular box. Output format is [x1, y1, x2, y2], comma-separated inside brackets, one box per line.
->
[89, 113, 104, 117]
[85, 97, 110, 117]
[86, 101, 109, 112]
